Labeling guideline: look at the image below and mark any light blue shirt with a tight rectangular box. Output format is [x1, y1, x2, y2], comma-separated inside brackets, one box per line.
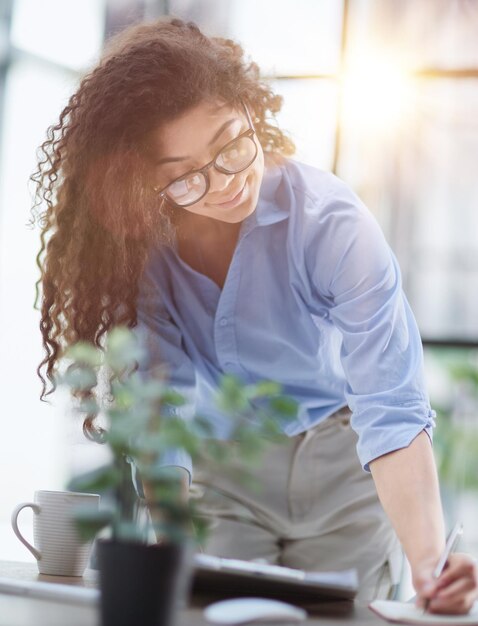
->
[134, 159, 436, 485]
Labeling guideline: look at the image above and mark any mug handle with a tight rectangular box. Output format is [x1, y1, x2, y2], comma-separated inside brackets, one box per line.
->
[11, 503, 41, 561]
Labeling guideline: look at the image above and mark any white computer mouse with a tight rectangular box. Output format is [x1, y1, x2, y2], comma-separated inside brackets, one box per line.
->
[204, 597, 307, 624]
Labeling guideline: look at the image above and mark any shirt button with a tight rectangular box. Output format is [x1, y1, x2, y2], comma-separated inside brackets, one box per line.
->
[219, 318, 228, 327]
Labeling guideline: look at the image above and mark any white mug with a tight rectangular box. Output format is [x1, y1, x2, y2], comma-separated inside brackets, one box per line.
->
[11, 490, 100, 576]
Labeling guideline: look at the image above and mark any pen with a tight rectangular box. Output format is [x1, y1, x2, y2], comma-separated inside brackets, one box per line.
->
[423, 521, 464, 614]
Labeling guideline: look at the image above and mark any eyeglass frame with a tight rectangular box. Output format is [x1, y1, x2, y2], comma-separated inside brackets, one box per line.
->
[154, 101, 257, 209]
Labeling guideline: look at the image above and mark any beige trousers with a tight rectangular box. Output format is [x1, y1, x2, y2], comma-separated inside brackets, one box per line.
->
[190, 407, 403, 602]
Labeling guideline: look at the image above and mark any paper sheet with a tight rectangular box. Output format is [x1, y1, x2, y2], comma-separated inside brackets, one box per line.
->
[369, 600, 478, 625]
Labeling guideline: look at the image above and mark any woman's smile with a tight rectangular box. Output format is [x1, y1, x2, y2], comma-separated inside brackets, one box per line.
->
[209, 180, 248, 209]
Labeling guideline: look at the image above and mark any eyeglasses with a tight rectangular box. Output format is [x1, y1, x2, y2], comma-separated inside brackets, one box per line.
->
[155, 103, 258, 208]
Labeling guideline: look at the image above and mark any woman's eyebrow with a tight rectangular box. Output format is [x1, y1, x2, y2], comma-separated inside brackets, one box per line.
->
[155, 118, 238, 165]
[208, 118, 237, 147]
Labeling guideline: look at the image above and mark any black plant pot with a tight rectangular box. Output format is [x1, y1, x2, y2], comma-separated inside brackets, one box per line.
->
[97, 539, 187, 626]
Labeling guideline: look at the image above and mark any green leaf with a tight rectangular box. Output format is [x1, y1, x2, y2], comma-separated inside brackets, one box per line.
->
[109, 382, 136, 410]
[204, 440, 229, 464]
[160, 390, 186, 407]
[248, 381, 282, 398]
[156, 420, 199, 457]
[114, 521, 147, 543]
[216, 375, 250, 413]
[130, 379, 166, 402]
[190, 416, 215, 438]
[67, 465, 121, 495]
[106, 327, 145, 371]
[257, 416, 287, 441]
[232, 425, 268, 460]
[108, 422, 140, 447]
[65, 342, 103, 367]
[269, 396, 298, 418]
[191, 515, 211, 546]
[73, 508, 114, 542]
[61, 364, 97, 391]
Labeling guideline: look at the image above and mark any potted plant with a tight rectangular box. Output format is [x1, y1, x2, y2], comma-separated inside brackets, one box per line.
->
[59, 326, 297, 626]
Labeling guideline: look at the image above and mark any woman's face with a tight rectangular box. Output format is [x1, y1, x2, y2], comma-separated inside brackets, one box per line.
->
[148, 100, 265, 224]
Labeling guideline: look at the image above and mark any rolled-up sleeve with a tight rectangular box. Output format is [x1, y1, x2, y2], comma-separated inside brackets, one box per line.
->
[308, 179, 436, 471]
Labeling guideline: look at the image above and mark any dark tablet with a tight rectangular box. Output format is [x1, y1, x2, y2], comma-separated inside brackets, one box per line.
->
[192, 554, 358, 602]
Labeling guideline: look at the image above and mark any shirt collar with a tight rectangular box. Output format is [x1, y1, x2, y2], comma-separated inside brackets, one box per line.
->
[242, 160, 289, 231]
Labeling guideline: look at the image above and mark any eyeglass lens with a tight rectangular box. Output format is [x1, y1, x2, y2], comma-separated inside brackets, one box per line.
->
[166, 134, 256, 206]
[216, 135, 256, 173]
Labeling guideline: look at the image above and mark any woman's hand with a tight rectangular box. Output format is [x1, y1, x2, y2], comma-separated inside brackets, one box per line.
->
[414, 553, 478, 614]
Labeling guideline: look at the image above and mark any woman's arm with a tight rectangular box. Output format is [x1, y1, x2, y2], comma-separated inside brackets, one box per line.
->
[302, 175, 477, 612]
[370, 430, 478, 614]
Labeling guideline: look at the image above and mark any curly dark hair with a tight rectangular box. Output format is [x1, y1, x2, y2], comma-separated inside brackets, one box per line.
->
[33, 16, 295, 406]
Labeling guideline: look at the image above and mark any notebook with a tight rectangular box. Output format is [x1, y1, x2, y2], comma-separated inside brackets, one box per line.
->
[369, 600, 478, 625]
[193, 553, 358, 601]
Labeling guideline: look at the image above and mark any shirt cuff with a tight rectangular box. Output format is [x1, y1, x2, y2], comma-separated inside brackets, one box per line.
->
[358, 408, 436, 472]
[127, 448, 193, 499]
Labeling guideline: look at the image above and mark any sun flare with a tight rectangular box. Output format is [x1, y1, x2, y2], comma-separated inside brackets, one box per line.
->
[340, 51, 415, 135]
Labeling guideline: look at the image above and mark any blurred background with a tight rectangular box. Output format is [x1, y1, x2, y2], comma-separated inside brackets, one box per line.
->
[0, 0, 477, 566]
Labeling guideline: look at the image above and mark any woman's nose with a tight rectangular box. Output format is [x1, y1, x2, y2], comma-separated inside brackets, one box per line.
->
[208, 167, 233, 194]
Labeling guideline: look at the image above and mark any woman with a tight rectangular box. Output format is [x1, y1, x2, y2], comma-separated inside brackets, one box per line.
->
[34, 17, 477, 609]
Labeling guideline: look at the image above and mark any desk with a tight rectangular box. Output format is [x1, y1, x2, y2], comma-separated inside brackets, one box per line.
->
[0, 561, 382, 625]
